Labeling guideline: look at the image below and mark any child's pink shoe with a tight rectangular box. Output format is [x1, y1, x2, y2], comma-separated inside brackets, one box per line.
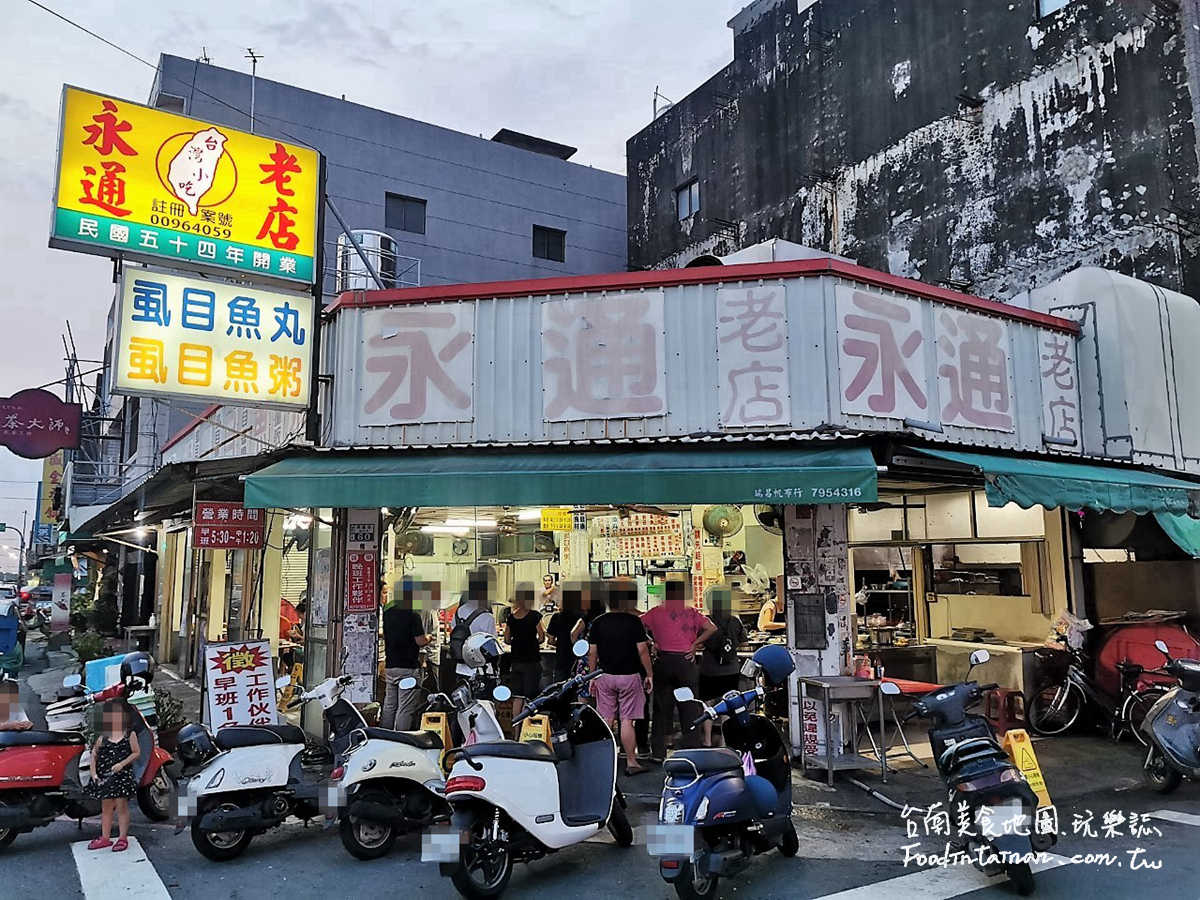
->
[88, 837, 112, 850]
[112, 837, 129, 852]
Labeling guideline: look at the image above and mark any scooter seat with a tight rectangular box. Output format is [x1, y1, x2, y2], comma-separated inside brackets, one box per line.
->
[214, 724, 307, 750]
[362, 727, 443, 750]
[665, 748, 743, 776]
[0, 730, 85, 748]
[465, 740, 556, 762]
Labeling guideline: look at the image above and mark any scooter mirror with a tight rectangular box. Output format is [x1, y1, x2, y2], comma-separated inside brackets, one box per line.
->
[968, 649, 990, 667]
[492, 685, 512, 702]
[673, 687, 695, 703]
[879, 681, 901, 696]
[63, 674, 82, 688]
[1154, 639, 1170, 655]
[572, 639, 589, 658]
[275, 675, 292, 690]
[398, 677, 418, 690]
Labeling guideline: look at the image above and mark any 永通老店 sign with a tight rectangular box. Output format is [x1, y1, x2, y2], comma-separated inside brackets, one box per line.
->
[113, 267, 313, 408]
[204, 640, 278, 729]
[194, 501, 266, 549]
[0, 389, 81, 459]
[50, 86, 320, 284]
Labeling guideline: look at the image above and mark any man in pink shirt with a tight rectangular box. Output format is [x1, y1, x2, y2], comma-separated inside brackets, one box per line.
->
[641, 581, 717, 760]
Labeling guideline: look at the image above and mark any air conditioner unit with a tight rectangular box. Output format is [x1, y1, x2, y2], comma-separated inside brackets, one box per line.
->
[477, 528, 556, 561]
[336, 230, 398, 291]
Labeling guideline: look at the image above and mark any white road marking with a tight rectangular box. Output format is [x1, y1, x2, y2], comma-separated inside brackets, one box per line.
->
[71, 836, 171, 900]
[1147, 809, 1200, 828]
[810, 853, 1070, 900]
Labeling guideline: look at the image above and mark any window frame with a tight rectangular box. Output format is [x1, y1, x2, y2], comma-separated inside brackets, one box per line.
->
[1035, 0, 1071, 18]
[384, 192, 427, 235]
[532, 224, 566, 263]
[676, 178, 701, 220]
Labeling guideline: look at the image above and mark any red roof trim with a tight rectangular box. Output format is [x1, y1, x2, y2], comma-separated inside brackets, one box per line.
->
[160, 404, 221, 453]
[324, 257, 1080, 334]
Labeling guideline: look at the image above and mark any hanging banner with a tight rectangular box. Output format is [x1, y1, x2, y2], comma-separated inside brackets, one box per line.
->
[112, 267, 313, 408]
[39, 450, 65, 525]
[51, 572, 71, 634]
[539, 507, 573, 532]
[345, 550, 378, 612]
[193, 501, 266, 549]
[204, 639, 279, 729]
[0, 390, 81, 459]
[50, 86, 319, 284]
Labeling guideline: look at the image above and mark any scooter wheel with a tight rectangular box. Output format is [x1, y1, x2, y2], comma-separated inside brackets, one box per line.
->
[673, 862, 719, 899]
[778, 820, 799, 857]
[1144, 749, 1182, 795]
[137, 770, 174, 822]
[190, 807, 253, 862]
[1005, 862, 1035, 895]
[340, 811, 397, 860]
[451, 811, 513, 899]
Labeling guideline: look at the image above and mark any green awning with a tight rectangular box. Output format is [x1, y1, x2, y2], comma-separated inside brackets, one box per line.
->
[1155, 512, 1200, 558]
[912, 447, 1200, 516]
[243, 445, 879, 509]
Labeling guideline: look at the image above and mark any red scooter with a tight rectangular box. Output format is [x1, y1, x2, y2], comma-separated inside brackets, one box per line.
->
[0, 653, 178, 850]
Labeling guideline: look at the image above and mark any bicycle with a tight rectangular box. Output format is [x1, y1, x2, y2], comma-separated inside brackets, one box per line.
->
[1027, 637, 1168, 745]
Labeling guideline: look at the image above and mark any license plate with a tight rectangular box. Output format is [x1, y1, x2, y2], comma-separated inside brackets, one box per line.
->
[979, 798, 1028, 838]
[647, 824, 694, 857]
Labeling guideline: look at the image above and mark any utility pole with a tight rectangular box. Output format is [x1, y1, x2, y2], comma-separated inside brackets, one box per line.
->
[246, 48, 263, 134]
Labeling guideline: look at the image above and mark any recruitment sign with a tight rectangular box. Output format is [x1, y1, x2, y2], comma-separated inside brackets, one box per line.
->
[112, 267, 313, 409]
[50, 86, 320, 285]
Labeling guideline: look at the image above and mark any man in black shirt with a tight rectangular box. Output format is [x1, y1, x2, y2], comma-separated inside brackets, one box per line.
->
[381, 578, 431, 730]
[588, 580, 653, 775]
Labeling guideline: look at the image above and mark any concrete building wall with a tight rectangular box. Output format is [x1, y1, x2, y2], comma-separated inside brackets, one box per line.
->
[627, 0, 1200, 302]
[152, 55, 627, 295]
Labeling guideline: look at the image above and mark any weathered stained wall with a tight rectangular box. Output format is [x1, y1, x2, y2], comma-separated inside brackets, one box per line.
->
[627, 0, 1200, 302]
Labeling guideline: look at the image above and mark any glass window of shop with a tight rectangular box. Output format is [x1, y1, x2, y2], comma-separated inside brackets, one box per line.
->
[302, 510, 334, 734]
[848, 491, 1064, 654]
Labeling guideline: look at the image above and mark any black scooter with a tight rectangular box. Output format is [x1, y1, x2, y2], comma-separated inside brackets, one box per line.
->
[892, 649, 1054, 896]
[1141, 639, 1200, 794]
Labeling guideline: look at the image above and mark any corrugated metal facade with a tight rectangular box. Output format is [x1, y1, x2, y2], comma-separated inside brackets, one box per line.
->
[320, 270, 1076, 458]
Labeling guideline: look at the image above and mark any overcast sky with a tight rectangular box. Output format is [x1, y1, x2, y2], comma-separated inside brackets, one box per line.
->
[0, 0, 746, 561]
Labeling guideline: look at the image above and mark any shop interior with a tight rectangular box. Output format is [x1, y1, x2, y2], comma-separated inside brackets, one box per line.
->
[371, 503, 792, 694]
[848, 489, 1069, 691]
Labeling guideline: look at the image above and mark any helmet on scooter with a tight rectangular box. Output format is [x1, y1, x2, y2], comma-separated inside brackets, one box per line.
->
[461, 633, 502, 670]
[176, 723, 218, 768]
[751, 644, 795, 687]
[120, 651, 156, 688]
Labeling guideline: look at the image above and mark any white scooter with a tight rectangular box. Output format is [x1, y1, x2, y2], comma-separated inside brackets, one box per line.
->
[176, 674, 366, 861]
[432, 641, 633, 898]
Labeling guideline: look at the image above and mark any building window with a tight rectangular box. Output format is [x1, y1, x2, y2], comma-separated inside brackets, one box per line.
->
[384, 193, 426, 235]
[676, 179, 701, 220]
[1037, 0, 1071, 16]
[532, 225, 566, 262]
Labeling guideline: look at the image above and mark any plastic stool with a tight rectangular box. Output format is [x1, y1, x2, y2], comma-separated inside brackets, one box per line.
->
[983, 688, 1025, 734]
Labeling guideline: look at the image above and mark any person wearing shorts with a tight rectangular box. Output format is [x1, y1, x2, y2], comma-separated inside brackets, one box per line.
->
[503, 584, 545, 720]
[588, 582, 653, 776]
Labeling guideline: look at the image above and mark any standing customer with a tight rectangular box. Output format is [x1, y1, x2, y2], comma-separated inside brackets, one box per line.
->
[87, 701, 140, 852]
[540, 574, 561, 612]
[699, 586, 747, 747]
[588, 581, 653, 775]
[641, 580, 717, 760]
[546, 583, 582, 682]
[381, 578, 431, 731]
[504, 583, 545, 719]
[453, 566, 498, 679]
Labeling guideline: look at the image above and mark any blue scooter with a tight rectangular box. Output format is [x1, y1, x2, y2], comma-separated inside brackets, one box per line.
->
[651, 645, 798, 899]
[1141, 639, 1200, 793]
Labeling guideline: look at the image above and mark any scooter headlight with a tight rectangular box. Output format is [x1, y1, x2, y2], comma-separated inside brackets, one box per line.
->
[661, 797, 686, 825]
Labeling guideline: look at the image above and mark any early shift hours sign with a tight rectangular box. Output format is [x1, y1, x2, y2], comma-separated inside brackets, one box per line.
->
[194, 501, 266, 549]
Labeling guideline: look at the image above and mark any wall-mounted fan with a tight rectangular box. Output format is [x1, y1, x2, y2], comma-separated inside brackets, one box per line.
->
[451, 537, 472, 557]
[702, 505, 744, 540]
[395, 530, 434, 557]
[754, 505, 784, 535]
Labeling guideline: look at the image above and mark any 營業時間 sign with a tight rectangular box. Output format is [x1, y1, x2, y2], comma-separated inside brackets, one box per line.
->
[112, 267, 313, 408]
[50, 86, 320, 285]
[193, 501, 266, 549]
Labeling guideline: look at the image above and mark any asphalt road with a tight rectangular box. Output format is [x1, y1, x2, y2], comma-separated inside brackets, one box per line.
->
[4, 783, 1199, 899]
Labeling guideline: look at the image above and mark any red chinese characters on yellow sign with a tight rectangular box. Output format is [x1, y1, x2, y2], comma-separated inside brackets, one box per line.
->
[210, 643, 269, 675]
[256, 142, 302, 251]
